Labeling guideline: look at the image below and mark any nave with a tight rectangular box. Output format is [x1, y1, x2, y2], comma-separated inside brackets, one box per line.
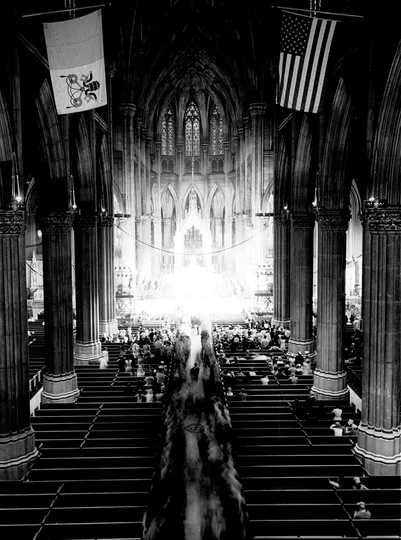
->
[0, 324, 400, 540]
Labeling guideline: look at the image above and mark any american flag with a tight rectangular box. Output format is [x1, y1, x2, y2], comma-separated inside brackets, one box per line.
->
[277, 11, 337, 113]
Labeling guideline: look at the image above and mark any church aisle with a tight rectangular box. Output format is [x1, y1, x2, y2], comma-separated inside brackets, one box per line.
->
[143, 327, 251, 540]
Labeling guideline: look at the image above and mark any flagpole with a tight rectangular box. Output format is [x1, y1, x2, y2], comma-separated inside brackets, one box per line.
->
[21, 3, 111, 19]
[273, 5, 364, 19]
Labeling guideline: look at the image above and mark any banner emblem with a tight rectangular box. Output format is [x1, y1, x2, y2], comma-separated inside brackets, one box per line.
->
[61, 71, 101, 109]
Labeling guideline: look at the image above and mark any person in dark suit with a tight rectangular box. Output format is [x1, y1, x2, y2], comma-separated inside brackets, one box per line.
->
[190, 362, 200, 382]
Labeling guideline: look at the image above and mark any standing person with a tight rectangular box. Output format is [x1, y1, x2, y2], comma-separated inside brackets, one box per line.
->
[118, 355, 127, 373]
[190, 362, 200, 382]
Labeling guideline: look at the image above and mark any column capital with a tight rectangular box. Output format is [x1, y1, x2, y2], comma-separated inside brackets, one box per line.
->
[363, 205, 401, 233]
[274, 210, 290, 225]
[249, 102, 267, 118]
[40, 211, 75, 232]
[119, 102, 136, 117]
[317, 208, 350, 231]
[98, 215, 114, 227]
[74, 213, 98, 229]
[0, 211, 24, 235]
[242, 115, 250, 128]
[291, 211, 315, 229]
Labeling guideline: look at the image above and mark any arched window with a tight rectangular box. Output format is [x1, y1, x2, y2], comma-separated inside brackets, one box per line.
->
[184, 101, 200, 156]
[161, 107, 175, 155]
[209, 105, 224, 155]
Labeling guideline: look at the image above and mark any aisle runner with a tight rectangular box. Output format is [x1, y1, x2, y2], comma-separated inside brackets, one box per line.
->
[143, 325, 251, 540]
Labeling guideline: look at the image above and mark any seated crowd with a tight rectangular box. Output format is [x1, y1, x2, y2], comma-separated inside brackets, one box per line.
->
[102, 325, 175, 403]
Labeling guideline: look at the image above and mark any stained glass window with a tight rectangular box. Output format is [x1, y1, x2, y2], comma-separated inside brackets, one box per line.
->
[184, 101, 200, 156]
[209, 105, 224, 155]
[161, 107, 175, 155]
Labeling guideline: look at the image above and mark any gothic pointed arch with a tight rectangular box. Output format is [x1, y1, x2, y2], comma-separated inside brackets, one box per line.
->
[0, 89, 15, 207]
[210, 187, 225, 218]
[72, 116, 95, 210]
[161, 106, 176, 156]
[274, 134, 290, 214]
[184, 101, 201, 157]
[34, 79, 66, 182]
[210, 187, 225, 254]
[161, 186, 175, 220]
[292, 115, 315, 211]
[262, 186, 274, 213]
[98, 135, 113, 215]
[0, 89, 13, 161]
[182, 184, 203, 217]
[370, 37, 401, 203]
[319, 77, 352, 209]
[209, 104, 224, 156]
[34, 79, 68, 211]
[160, 186, 176, 252]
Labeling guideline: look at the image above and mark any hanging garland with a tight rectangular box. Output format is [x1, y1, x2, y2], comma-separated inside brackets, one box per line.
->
[116, 224, 261, 257]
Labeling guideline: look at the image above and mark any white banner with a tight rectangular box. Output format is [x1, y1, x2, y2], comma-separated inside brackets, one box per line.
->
[43, 10, 107, 115]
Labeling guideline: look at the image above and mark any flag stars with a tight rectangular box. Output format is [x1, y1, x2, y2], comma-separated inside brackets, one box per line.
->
[281, 12, 311, 55]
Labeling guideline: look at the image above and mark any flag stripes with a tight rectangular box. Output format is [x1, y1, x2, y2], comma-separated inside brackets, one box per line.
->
[277, 12, 337, 113]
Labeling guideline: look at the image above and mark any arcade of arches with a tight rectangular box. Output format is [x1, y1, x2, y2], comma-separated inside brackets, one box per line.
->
[0, 0, 400, 491]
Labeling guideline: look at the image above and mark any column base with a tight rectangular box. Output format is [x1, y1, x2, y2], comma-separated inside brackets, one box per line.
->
[99, 319, 119, 337]
[74, 341, 108, 366]
[353, 424, 401, 475]
[271, 318, 291, 329]
[0, 427, 38, 480]
[312, 369, 348, 400]
[41, 371, 80, 404]
[288, 338, 314, 357]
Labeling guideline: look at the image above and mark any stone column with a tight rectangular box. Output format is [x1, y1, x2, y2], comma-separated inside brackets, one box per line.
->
[98, 215, 117, 336]
[0, 211, 38, 479]
[312, 209, 349, 399]
[74, 214, 106, 365]
[41, 212, 79, 403]
[353, 206, 401, 475]
[272, 210, 291, 328]
[288, 211, 315, 356]
[120, 103, 136, 287]
[153, 140, 162, 277]
[243, 117, 251, 215]
[201, 142, 208, 177]
[233, 133, 240, 216]
[237, 127, 245, 214]
[249, 103, 266, 215]
[135, 119, 145, 281]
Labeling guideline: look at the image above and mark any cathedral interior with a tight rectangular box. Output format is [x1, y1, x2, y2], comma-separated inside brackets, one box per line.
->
[0, 1, 400, 539]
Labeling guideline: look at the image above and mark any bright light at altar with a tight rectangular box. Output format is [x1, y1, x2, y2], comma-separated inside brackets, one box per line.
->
[116, 188, 274, 320]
